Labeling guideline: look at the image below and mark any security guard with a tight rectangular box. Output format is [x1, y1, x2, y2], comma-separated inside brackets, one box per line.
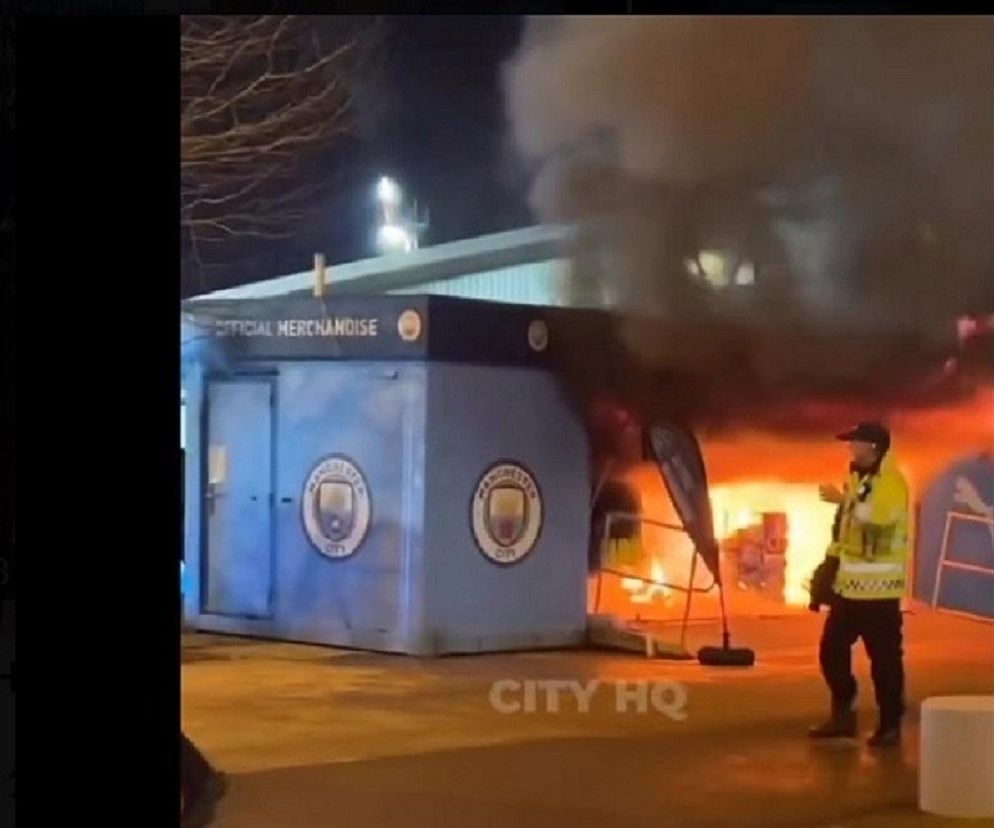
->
[808, 422, 909, 747]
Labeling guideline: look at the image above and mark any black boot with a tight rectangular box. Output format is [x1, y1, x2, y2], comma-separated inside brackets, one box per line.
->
[808, 709, 857, 738]
[867, 725, 900, 748]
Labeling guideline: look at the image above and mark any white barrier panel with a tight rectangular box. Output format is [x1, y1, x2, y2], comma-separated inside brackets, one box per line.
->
[920, 695, 994, 819]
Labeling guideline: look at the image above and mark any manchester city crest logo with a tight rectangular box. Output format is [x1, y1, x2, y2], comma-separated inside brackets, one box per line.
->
[397, 309, 423, 342]
[302, 455, 371, 559]
[527, 319, 549, 352]
[471, 462, 543, 565]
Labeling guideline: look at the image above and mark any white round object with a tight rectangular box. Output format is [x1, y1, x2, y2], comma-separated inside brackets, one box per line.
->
[920, 695, 994, 819]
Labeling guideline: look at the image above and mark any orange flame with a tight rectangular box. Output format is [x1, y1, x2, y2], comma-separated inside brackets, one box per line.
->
[621, 560, 672, 603]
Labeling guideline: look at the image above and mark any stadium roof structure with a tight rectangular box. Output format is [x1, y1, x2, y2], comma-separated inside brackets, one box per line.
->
[185, 225, 576, 305]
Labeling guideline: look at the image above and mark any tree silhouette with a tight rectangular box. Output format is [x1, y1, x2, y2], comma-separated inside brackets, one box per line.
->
[181, 15, 380, 289]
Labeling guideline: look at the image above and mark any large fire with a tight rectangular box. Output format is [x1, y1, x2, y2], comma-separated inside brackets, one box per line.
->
[597, 386, 993, 617]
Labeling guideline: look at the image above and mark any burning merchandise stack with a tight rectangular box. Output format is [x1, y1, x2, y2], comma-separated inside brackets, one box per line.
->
[720, 512, 787, 599]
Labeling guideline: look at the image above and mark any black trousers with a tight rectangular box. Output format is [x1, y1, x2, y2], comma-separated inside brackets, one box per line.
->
[819, 597, 905, 729]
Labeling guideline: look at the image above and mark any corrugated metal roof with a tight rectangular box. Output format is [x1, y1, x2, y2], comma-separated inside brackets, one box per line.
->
[188, 224, 576, 303]
[391, 260, 572, 307]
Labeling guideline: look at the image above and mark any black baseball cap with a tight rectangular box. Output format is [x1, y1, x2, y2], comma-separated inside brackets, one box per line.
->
[836, 421, 891, 451]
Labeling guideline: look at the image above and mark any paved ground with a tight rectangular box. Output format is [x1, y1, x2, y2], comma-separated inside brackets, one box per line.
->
[182, 605, 993, 827]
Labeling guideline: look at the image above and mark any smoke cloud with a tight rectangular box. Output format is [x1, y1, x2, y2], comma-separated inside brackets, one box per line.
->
[503, 16, 993, 437]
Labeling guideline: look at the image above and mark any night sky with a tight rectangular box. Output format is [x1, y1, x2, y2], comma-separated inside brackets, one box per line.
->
[183, 15, 532, 297]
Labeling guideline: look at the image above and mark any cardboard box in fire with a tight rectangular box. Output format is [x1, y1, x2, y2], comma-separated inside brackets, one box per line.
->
[722, 513, 787, 596]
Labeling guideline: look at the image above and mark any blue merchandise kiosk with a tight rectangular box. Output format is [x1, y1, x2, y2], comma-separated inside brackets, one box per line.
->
[181, 295, 590, 655]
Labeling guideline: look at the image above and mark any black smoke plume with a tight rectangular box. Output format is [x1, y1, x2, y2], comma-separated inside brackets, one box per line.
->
[505, 16, 993, 441]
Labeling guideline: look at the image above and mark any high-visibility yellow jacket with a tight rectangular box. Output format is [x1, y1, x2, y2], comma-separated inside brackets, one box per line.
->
[827, 451, 909, 600]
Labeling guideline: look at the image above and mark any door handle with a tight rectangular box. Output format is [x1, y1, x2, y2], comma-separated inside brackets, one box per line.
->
[280, 497, 293, 504]
[206, 485, 225, 516]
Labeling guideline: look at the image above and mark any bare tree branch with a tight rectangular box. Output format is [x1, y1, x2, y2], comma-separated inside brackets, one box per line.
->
[181, 15, 375, 282]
